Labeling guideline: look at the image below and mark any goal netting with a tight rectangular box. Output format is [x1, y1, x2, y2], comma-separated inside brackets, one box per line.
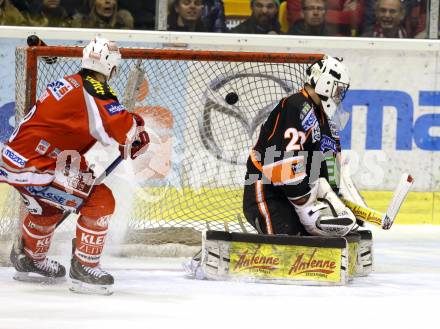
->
[0, 43, 322, 257]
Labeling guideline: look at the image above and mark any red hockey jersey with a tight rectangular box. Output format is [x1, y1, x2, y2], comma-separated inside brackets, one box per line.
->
[0, 72, 136, 186]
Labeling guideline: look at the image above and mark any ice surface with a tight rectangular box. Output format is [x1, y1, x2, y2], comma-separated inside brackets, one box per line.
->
[0, 226, 439, 329]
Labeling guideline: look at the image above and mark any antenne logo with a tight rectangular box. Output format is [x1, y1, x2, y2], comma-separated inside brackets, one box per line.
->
[288, 248, 336, 277]
[200, 70, 294, 165]
[233, 245, 280, 272]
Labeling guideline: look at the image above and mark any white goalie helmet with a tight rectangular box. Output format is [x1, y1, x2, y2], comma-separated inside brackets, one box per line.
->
[306, 55, 350, 124]
[81, 37, 121, 80]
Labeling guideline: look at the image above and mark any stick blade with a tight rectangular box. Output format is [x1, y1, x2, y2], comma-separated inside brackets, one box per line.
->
[382, 173, 414, 230]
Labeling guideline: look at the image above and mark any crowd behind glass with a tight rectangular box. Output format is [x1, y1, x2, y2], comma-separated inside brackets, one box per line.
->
[0, 0, 435, 39]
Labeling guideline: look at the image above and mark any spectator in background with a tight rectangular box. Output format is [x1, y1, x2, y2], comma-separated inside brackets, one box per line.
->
[287, 0, 364, 36]
[361, 0, 407, 37]
[363, 0, 426, 38]
[119, 1, 156, 30]
[27, 0, 71, 27]
[167, 0, 208, 32]
[0, 0, 27, 25]
[230, 0, 281, 34]
[10, 0, 33, 16]
[71, 0, 134, 29]
[404, 0, 426, 37]
[415, 2, 437, 39]
[62, 0, 88, 17]
[202, 0, 227, 32]
[288, 0, 330, 35]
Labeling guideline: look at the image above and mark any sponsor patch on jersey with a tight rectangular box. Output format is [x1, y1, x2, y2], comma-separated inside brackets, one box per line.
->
[312, 124, 321, 143]
[0, 168, 8, 178]
[2, 146, 27, 168]
[104, 101, 126, 115]
[320, 135, 338, 153]
[38, 90, 50, 103]
[328, 119, 339, 138]
[35, 139, 50, 155]
[24, 185, 84, 210]
[300, 102, 312, 121]
[301, 109, 318, 132]
[67, 77, 80, 88]
[85, 75, 106, 96]
[47, 78, 74, 101]
[291, 159, 305, 175]
[48, 148, 61, 159]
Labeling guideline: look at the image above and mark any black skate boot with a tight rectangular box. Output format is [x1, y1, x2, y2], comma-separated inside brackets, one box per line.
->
[69, 256, 114, 295]
[10, 236, 66, 283]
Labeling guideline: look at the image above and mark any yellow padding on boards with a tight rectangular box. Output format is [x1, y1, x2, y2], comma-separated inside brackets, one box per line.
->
[1, 184, 438, 225]
[362, 191, 439, 225]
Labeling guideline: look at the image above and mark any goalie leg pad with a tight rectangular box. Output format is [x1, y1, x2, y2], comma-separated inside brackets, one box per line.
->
[355, 230, 373, 277]
[195, 231, 351, 286]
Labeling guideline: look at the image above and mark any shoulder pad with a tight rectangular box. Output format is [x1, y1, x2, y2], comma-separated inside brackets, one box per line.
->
[83, 75, 118, 101]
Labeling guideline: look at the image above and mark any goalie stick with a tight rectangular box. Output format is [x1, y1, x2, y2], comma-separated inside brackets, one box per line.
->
[341, 173, 414, 230]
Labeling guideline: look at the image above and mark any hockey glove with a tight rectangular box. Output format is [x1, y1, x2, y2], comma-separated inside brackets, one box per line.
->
[292, 178, 357, 237]
[119, 113, 150, 160]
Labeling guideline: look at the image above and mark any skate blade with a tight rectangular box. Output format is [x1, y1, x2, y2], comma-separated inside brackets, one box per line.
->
[13, 271, 66, 284]
[69, 279, 113, 296]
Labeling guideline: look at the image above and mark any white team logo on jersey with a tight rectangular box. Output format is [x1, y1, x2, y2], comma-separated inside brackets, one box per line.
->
[47, 78, 74, 101]
[35, 139, 50, 155]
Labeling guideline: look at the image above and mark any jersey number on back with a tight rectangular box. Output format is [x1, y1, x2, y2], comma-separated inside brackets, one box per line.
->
[284, 128, 305, 151]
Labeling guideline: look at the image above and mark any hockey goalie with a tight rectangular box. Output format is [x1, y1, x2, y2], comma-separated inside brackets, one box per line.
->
[0, 37, 149, 295]
[243, 56, 356, 237]
[186, 56, 373, 285]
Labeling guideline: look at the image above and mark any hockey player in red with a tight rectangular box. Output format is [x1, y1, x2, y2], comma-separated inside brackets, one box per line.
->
[0, 37, 149, 295]
[243, 56, 358, 237]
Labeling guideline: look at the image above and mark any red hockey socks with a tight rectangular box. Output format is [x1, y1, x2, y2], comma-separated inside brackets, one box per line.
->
[21, 214, 60, 260]
[74, 215, 110, 267]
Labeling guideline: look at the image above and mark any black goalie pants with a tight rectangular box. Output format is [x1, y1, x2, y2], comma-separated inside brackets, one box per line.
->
[243, 179, 308, 235]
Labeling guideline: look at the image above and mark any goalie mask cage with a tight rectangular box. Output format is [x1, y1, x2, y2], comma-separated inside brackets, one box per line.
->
[2, 44, 323, 248]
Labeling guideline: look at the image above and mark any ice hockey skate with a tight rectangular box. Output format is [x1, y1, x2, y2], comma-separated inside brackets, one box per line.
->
[69, 257, 114, 296]
[10, 236, 66, 284]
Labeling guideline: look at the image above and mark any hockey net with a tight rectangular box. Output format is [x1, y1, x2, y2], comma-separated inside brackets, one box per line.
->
[0, 44, 322, 256]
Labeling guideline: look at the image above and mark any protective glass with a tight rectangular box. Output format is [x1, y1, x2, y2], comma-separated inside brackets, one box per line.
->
[331, 102, 350, 130]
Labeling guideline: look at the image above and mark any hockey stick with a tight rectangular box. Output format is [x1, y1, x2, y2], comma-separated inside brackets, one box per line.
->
[55, 155, 124, 228]
[341, 173, 414, 230]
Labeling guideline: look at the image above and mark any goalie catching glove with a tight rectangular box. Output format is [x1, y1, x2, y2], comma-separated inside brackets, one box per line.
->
[120, 113, 150, 160]
[292, 178, 358, 236]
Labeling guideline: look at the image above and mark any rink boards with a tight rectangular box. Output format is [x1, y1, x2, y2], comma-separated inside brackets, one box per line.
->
[0, 184, 438, 225]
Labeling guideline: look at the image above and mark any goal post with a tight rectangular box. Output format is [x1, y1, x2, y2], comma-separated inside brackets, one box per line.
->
[4, 43, 323, 247]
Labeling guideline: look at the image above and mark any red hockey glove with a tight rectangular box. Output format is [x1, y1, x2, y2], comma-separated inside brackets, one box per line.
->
[130, 129, 150, 160]
[132, 112, 144, 127]
[119, 113, 150, 160]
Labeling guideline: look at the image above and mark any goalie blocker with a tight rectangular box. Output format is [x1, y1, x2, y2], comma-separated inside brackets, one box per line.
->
[186, 230, 373, 285]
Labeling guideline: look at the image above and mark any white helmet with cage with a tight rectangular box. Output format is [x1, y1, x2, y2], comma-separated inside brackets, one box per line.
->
[306, 55, 350, 123]
[81, 37, 121, 80]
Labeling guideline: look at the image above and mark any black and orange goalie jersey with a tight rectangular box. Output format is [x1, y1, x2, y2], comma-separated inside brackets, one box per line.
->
[245, 89, 341, 200]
